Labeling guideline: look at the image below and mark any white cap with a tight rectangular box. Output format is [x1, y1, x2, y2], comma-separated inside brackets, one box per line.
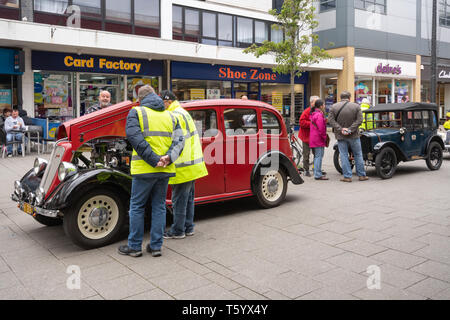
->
[361, 98, 370, 105]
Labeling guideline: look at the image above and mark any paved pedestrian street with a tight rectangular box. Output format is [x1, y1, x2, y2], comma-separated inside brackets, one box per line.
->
[1, 145, 449, 300]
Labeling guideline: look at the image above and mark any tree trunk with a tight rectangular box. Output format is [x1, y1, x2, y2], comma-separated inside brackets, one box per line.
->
[290, 73, 295, 125]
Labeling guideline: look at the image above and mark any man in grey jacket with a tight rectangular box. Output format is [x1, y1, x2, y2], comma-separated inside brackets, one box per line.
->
[328, 91, 368, 182]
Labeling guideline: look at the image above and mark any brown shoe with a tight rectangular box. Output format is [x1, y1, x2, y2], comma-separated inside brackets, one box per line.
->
[315, 176, 329, 181]
[340, 178, 352, 183]
[359, 176, 369, 181]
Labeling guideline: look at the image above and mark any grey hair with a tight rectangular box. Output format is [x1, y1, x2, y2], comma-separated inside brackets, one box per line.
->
[310, 96, 320, 104]
[340, 91, 352, 100]
[137, 85, 155, 101]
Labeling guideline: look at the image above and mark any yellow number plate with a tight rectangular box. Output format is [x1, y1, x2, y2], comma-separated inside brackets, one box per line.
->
[23, 203, 33, 215]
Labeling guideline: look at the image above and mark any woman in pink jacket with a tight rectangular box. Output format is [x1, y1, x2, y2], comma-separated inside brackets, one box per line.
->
[309, 99, 329, 180]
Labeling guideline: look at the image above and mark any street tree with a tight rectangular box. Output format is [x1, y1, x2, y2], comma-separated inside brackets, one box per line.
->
[244, 0, 331, 124]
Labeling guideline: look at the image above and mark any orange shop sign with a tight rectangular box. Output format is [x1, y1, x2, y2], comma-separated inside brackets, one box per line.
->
[218, 67, 277, 81]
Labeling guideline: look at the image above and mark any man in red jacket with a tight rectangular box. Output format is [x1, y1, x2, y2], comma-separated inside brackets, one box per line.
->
[299, 96, 319, 177]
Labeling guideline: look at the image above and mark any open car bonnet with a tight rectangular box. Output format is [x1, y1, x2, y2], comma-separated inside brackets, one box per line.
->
[57, 101, 137, 150]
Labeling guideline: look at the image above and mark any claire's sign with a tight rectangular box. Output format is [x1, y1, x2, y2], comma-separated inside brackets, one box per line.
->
[376, 63, 402, 75]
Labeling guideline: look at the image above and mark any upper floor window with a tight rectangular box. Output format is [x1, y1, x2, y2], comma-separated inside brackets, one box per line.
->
[440, 0, 450, 27]
[355, 0, 387, 15]
[273, 0, 284, 12]
[0, 0, 19, 8]
[320, 0, 336, 12]
[72, 0, 101, 19]
[0, 0, 20, 20]
[34, 0, 67, 14]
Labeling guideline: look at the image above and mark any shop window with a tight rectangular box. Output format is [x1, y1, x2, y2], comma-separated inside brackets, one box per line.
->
[320, 0, 336, 12]
[172, 79, 231, 101]
[79, 73, 121, 115]
[237, 17, 253, 48]
[134, 0, 160, 37]
[355, 0, 387, 14]
[261, 83, 304, 124]
[262, 111, 281, 135]
[188, 109, 218, 138]
[439, 0, 450, 28]
[394, 80, 412, 103]
[376, 79, 392, 104]
[0, 0, 20, 20]
[224, 108, 258, 136]
[127, 76, 159, 102]
[354, 77, 373, 105]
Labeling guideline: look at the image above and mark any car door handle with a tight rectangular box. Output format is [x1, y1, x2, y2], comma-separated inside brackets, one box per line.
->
[258, 141, 265, 144]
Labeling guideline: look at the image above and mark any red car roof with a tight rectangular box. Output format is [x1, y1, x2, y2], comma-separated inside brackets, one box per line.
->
[182, 99, 281, 113]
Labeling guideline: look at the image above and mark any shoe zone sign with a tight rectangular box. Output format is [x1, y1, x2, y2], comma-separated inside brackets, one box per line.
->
[31, 51, 163, 76]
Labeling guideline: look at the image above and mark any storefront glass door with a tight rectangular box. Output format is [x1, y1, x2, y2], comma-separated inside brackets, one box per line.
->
[79, 73, 121, 115]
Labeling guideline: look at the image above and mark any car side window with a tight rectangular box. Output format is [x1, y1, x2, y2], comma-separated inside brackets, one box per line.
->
[261, 111, 281, 135]
[413, 111, 423, 129]
[404, 112, 414, 130]
[422, 111, 430, 129]
[188, 109, 218, 138]
[224, 108, 258, 136]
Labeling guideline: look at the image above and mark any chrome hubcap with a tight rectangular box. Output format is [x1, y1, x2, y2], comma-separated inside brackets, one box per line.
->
[88, 207, 109, 228]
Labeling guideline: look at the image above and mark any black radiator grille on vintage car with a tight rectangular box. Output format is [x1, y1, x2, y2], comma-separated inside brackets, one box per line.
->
[360, 135, 373, 155]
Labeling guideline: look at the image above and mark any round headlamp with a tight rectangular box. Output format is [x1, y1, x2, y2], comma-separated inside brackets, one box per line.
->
[14, 180, 21, 196]
[35, 187, 45, 205]
[58, 162, 78, 181]
[34, 158, 48, 175]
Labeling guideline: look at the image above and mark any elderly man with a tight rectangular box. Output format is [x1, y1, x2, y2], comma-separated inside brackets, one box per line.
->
[118, 85, 185, 258]
[86, 90, 112, 114]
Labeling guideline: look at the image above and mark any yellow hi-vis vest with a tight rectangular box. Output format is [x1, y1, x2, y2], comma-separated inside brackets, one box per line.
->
[360, 103, 374, 130]
[130, 106, 176, 175]
[167, 101, 208, 185]
[444, 120, 450, 130]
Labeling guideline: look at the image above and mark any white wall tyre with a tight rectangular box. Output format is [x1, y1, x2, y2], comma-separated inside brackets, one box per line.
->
[63, 188, 127, 249]
[255, 169, 287, 209]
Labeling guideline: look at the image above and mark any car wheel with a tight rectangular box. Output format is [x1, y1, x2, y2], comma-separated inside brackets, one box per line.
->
[63, 188, 126, 249]
[375, 147, 397, 179]
[255, 168, 288, 209]
[426, 141, 443, 171]
[333, 149, 355, 175]
[33, 214, 63, 227]
[291, 146, 302, 168]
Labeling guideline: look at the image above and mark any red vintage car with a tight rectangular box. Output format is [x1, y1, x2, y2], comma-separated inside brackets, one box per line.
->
[11, 99, 303, 249]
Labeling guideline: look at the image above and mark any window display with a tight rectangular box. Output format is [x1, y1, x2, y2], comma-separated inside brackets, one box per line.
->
[354, 78, 373, 105]
[261, 83, 304, 121]
[376, 79, 392, 104]
[79, 73, 121, 115]
[394, 80, 412, 103]
[172, 79, 232, 101]
[127, 76, 159, 102]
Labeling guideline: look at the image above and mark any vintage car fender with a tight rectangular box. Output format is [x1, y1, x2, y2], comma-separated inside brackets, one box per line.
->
[425, 135, 445, 154]
[373, 141, 408, 161]
[43, 168, 132, 211]
[250, 151, 303, 194]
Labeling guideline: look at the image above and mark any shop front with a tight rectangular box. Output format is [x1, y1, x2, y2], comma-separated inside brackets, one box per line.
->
[421, 63, 450, 121]
[171, 61, 308, 121]
[354, 56, 418, 106]
[0, 48, 24, 114]
[31, 50, 163, 121]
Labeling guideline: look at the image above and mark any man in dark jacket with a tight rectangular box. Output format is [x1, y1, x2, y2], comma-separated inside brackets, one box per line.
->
[118, 85, 184, 258]
[328, 91, 368, 182]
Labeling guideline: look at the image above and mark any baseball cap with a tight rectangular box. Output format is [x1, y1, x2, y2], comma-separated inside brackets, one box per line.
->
[160, 90, 177, 101]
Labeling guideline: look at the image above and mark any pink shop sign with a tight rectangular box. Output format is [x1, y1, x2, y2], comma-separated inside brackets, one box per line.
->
[376, 63, 402, 75]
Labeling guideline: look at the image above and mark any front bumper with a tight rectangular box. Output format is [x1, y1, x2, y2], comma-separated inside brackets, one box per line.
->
[11, 193, 60, 218]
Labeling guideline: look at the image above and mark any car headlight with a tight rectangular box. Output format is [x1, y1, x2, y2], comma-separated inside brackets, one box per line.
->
[33, 158, 48, 175]
[14, 180, 21, 196]
[35, 187, 45, 205]
[58, 162, 78, 181]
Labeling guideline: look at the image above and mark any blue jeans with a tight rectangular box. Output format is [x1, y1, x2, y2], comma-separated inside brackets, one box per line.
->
[128, 176, 169, 251]
[337, 138, 366, 179]
[313, 147, 325, 179]
[6, 133, 23, 154]
[169, 180, 195, 235]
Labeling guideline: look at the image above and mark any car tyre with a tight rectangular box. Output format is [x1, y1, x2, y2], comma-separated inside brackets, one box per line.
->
[255, 168, 288, 209]
[63, 187, 127, 249]
[333, 149, 355, 175]
[375, 147, 397, 179]
[33, 214, 63, 227]
[426, 141, 443, 171]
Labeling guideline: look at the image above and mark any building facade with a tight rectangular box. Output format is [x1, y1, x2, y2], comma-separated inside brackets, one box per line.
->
[312, 0, 450, 119]
[0, 0, 342, 124]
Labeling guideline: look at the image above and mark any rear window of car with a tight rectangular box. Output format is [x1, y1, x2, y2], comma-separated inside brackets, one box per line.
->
[188, 109, 218, 137]
[261, 111, 281, 135]
[224, 108, 258, 136]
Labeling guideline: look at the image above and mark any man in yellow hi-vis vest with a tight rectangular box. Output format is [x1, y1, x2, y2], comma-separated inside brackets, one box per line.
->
[444, 112, 450, 130]
[118, 85, 184, 258]
[160, 91, 208, 239]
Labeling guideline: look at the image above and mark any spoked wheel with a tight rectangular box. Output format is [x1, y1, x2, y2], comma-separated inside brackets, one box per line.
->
[255, 169, 288, 209]
[375, 147, 397, 179]
[333, 149, 355, 174]
[63, 188, 126, 249]
[426, 142, 443, 171]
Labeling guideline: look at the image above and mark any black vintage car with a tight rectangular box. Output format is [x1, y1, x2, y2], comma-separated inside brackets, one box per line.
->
[333, 103, 445, 179]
